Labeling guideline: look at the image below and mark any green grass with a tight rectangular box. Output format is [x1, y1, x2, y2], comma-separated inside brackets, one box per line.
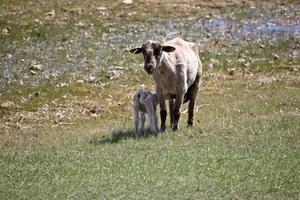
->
[1, 0, 300, 199]
[1, 74, 299, 199]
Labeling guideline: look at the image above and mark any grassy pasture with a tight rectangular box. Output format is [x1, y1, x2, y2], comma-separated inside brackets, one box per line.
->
[0, 0, 299, 199]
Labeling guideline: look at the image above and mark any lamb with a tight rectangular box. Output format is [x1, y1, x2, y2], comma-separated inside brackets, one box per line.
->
[132, 87, 159, 135]
[130, 37, 202, 131]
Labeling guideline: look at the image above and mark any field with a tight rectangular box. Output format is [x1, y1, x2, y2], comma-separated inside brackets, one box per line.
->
[0, 0, 300, 199]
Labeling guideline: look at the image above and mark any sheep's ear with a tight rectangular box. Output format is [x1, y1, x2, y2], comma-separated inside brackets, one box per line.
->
[129, 48, 143, 54]
[162, 45, 176, 52]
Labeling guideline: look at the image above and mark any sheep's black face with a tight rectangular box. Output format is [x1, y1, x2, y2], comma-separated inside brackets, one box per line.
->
[140, 41, 162, 75]
[130, 41, 176, 75]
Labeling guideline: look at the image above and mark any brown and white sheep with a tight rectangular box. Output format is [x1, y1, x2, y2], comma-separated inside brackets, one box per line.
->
[132, 87, 159, 135]
[130, 37, 202, 131]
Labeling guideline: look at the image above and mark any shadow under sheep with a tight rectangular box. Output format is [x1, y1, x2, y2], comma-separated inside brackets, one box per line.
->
[90, 129, 158, 145]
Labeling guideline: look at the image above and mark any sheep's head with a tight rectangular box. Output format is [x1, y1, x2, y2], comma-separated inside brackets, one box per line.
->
[130, 40, 175, 75]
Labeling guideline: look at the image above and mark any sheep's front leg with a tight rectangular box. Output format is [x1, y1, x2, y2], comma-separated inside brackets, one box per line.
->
[173, 66, 188, 131]
[169, 99, 175, 128]
[160, 100, 167, 132]
[173, 95, 184, 131]
[154, 108, 159, 132]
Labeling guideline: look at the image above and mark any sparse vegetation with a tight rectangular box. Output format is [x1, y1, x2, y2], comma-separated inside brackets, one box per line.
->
[0, 0, 299, 199]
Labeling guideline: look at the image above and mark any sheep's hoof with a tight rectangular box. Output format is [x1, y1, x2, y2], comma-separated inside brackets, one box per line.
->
[172, 125, 178, 131]
[187, 123, 193, 128]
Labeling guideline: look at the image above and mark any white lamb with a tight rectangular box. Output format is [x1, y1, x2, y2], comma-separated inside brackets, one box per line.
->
[132, 88, 159, 135]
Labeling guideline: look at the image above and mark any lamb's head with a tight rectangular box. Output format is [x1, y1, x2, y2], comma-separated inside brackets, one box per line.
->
[137, 88, 147, 101]
[130, 40, 176, 75]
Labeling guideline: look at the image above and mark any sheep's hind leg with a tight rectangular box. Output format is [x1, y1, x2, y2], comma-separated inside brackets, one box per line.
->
[187, 73, 201, 127]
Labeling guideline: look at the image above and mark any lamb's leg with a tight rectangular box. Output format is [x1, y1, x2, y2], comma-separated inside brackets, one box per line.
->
[133, 106, 140, 135]
[188, 73, 201, 127]
[145, 104, 158, 133]
[145, 102, 156, 133]
[140, 112, 146, 134]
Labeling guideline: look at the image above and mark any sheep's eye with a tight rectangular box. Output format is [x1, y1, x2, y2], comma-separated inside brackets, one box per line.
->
[155, 51, 161, 58]
[154, 49, 161, 58]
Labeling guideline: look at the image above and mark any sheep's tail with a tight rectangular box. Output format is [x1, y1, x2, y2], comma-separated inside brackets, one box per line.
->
[184, 42, 202, 104]
[189, 42, 202, 76]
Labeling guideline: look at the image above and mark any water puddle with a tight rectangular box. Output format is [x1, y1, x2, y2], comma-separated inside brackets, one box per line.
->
[106, 15, 300, 47]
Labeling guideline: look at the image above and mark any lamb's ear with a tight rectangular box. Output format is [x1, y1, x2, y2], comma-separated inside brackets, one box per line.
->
[129, 47, 143, 54]
[162, 45, 176, 52]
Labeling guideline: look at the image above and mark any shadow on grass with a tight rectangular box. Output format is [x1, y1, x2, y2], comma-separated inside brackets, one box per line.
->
[90, 129, 158, 145]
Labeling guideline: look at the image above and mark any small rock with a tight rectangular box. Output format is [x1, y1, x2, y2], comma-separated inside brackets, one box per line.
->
[123, 0, 133, 4]
[272, 53, 279, 60]
[259, 43, 265, 48]
[237, 58, 246, 63]
[2, 27, 11, 35]
[34, 19, 43, 25]
[56, 83, 68, 88]
[6, 54, 12, 59]
[228, 68, 236, 76]
[30, 70, 37, 75]
[29, 63, 43, 71]
[248, 172, 256, 177]
[85, 76, 97, 83]
[34, 91, 40, 97]
[95, 6, 107, 11]
[45, 10, 56, 17]
[91, 113, 98, 117]
[107, 66, 125, 71]
[21, 97, 28, 103]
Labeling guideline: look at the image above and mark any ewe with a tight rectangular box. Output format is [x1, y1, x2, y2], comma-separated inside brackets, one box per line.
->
[130, 38, 202, 131]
